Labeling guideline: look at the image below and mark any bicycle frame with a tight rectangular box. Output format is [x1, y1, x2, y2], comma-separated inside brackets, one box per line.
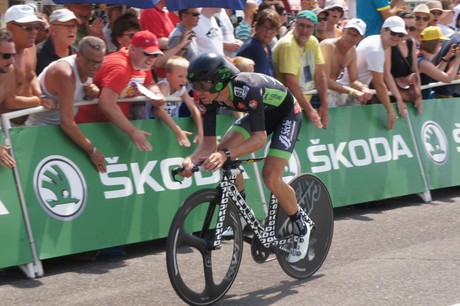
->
[211, 168, 292, 251]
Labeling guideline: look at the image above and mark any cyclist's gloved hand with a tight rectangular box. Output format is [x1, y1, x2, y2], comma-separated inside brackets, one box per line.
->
[180, 157, 195, 177]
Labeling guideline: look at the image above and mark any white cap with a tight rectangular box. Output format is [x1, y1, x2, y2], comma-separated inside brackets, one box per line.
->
[324, 0, 346, 11]
[49, 9, 81, 24]
[345, 18, 366, 36]
[4, 4, 43, 24]
[382, 16, 408, 35]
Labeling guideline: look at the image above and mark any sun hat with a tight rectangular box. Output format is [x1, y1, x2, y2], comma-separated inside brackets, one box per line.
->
[382, 16, 408, 34]
[426, 1, 451, 13]
[420, 26, 450, 41]
[4, 4, 43, 24]
[49, 9, 81, 24]
[131, 31, 163, 55]
[345, 18, 366, 36]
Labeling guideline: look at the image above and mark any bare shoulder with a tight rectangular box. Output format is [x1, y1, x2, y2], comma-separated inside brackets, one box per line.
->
[46, 60, 74, 80]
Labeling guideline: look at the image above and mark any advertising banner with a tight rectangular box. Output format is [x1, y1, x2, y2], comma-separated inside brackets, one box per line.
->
[294, 104, 427, 207]
[409, 98, 460, 189]
[10, 117, 266, 259]
[0, 138, 34, 269]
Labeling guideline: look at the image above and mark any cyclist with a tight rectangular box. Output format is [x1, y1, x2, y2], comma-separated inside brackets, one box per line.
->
[180, 53, 321, 263]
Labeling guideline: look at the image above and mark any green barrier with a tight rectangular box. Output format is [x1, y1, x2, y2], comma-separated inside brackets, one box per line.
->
[10, 117, 267, 259]
[409, 98, 460, 189]
[295, 104, 427, 207]
[8, 103, 431, 260]
[0, 138, 34, 269]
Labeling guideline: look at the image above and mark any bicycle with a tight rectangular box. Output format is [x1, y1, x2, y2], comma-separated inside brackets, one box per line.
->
[166, 157, 334, 306]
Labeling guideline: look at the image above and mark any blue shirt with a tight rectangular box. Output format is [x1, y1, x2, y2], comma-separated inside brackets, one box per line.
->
[236, 37, 275, 77]
[357, 0, 390, 36]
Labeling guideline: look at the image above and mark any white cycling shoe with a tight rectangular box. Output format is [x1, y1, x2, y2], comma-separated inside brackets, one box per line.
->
[287, 220, 312, 264]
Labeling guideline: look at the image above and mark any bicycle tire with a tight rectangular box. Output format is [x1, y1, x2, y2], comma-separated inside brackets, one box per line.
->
[166, 189, 243, 306]
[275, 174, 334, 279]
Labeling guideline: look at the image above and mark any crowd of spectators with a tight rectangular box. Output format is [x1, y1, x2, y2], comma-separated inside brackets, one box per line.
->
[2, 0, 460, 172]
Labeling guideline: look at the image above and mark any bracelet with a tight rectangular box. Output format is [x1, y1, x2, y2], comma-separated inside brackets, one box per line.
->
[89, 146, 97, 158]
[348, 88, 355, 96]
[222, 148, 231, 161]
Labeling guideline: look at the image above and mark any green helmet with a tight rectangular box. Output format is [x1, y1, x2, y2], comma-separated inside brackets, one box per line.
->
[187, 53, 240, 93]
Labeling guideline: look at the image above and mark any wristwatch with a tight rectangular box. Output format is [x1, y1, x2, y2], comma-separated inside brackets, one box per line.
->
[222, 148, 231, 161]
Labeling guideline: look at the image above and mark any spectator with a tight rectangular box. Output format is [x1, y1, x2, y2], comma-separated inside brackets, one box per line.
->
[272, 10, 328, 128]
[338, 16, 406, 129]
[398, 10, 416, 35]
[145, 56, 203, 145]
[437, 0, 455, 36]
[417, 26, 460, 99]
[431, 31, 460, 98]
[323, 0, 346, 38]
[168, 8, 200, 62]
[26, 37, 106, 172]
[301, 0, 319, 10]
[314, 7, 330, 41]
[65, 4, 105, 47]
[357, 0, 393, 37]
[426, 1, 450, 28]
[36, 9, 79, 75]
[110, 12, 141, 51]
[236, 9, 280, 77]
[193, 8, 225, 56]
[411, 4, 432, 47]
[385, 16, 422, 116]
[35, 12, 50, 45]
[0, 29, 17, 169]
[235, 0, 258, 42]
[320, 18, 373, 107]
[275, 2, 289, 38]
[450, 4, 460, 30]
[102, 5, 125, 53]
[1, 5, 54, 125]
[214, 9, 243, 58]
[75, 31, 166, 151]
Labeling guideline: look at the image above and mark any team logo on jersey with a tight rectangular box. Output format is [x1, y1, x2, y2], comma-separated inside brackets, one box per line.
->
[237, 102, 245, 109]
[248, 100, 258, 109]
[234, 85, 249, 99]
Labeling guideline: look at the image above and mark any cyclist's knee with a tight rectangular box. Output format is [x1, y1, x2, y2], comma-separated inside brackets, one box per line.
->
[262, 168, 283, 190]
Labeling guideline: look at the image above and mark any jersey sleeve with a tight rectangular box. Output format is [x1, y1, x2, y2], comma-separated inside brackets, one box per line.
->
[201, 102, 219, 136]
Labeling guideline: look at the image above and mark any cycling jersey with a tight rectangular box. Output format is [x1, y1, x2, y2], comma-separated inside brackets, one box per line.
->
[199, 72, 302, 159]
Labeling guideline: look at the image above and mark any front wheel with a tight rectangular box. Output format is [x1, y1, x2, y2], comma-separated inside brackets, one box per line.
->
[166, 189, 243, 306]
[275, 174, 334, 279]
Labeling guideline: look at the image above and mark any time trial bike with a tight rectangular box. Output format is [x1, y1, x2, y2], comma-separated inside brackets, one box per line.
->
[166, 157, 334, 305]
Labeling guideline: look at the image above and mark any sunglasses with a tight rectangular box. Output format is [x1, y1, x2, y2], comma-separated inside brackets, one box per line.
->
[390, 30, 405, 38]
[406, 26, 416, 32]
[318, 17, 328, 22]
[143, 51, 160, 58]
[189, 80, 213, 92]
[187, 12, 200, 17]
[415, 15, 430, 22]
[12, 23, 42, 32]
[0, 52, 15, 60]
[431, 10, 443, 16]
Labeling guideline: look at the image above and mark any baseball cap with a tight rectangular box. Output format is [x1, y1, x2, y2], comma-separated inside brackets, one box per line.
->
[382, 16, 408, 35]
[49, 9, 81, 24]
[5, 4, 43, 24]
[296, 10, 318, 24]
[420, 26, 450, 41]
[131, 31, 163, 55]
[345, 18, 366, 36]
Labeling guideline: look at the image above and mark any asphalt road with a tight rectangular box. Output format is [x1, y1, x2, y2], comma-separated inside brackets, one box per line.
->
[1, 187, 460, 306]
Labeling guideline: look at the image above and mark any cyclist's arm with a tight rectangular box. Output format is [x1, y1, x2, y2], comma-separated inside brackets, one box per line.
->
[187, 136, 218, 165]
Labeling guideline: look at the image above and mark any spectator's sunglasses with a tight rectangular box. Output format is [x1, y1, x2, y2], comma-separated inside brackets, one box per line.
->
[0, 53, 15, 60]
[11, 22, 42, 32]
[389, 30, 405, 38]
[415, 15, 430, 22]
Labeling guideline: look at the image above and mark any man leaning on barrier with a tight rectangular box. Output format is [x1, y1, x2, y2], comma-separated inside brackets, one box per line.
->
[25, 36, 107, 172]
[0, 29, 17, 169]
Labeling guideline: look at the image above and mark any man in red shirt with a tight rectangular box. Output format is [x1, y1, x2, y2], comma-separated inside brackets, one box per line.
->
[75, 31, 165, 151]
